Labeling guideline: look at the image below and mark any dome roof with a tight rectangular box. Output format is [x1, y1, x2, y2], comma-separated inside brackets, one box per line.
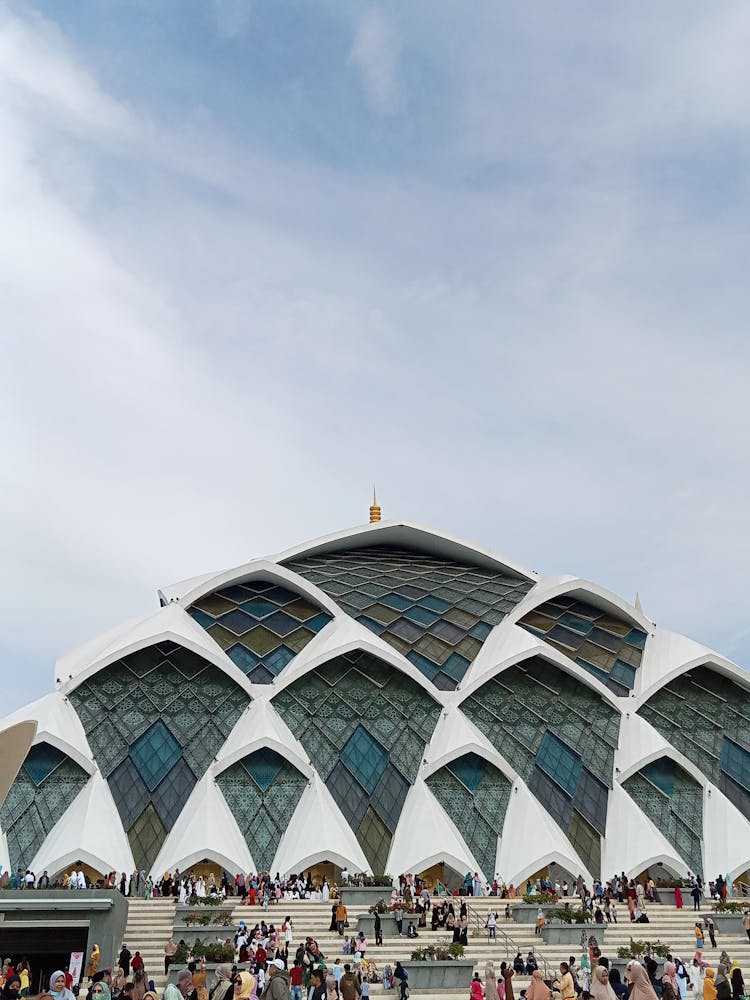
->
[2, 520, 749, 887]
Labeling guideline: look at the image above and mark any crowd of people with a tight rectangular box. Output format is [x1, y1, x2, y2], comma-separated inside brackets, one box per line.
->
[2, 867, 749, 1000]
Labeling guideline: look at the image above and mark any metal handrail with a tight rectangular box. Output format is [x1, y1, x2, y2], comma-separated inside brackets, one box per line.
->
[465, 902, 552, 978]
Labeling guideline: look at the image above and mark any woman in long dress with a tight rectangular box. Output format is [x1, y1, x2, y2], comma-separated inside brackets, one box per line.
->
[322, 879, 329, 902]
[485, 962, 500, 1000]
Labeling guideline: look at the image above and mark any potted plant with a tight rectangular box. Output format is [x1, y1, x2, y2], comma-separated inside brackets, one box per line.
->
[513, 895, 573, 924]
[610, 939, 670, 978]
[341, 874, 395, 907]
[703, 902, 746, 933]
[405, 941, 474, 990]
[541, 908, 601, 945]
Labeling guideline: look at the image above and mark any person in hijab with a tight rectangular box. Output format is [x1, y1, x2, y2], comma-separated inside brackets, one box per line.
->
[49, 972, 75, 1000]
[626, 962, 659, 1000]
[608, 969, 628, 1000]
[1, 976, 21, 1000]
[132, 969, 147, 1000]
[719, 953, 731, 971]
[233, 972, 256, 1000]
[662, 962, 679, 1000]
[526, 970, 550, 1000]
[703, 969, 717, 1000]
[715, 965, 731, 1000]
[91, 983, 111, 1000]
[502, 962, 515, 1000]
[592, 966, 617, 1000]
[485, 961, 500, 1000]
[87, 947, 101, 980]
[209, 966, 233, 1000]
[729, 962, 744, 1000]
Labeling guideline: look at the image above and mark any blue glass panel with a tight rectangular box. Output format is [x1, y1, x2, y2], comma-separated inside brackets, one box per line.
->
[558, 613, 594, 634]
[264, 586, 297, 604]
[442, 652, 471, 681]
[380, 593, 413, 611]
[721, 737, 750, 792]
[265, 646, 296, 674]
[420, 595, 452, 613]
[226, 644, 261, 673]
[263, 611, 299, 637]
[641, 757, 676, 797]
[447, 752, 487, 793]
[357, 616, 386, 635]
[23, 742, 67, 786]
[217, 585, 252, 603]
[306, 613, 332, 633]
[404, 605, 440, 626]
[129, 720, 182, 791]
[341, 725, 389, 794]
[576, 658, 609, 683]
[188, 608, 214, 629]
[218, 609, 254, 635]
[536, 731, 582, 795]
[240, 598, 277, 619]
[242, 747, 285, 791]
[611, 659, 636, 688]
[469, 621, 492, 641]
[624, 629, 647, 649]
[406, 650, 441, 681]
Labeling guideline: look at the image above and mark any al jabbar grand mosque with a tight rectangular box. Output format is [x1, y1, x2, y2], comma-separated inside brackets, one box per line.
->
[2, 497, 750, 890]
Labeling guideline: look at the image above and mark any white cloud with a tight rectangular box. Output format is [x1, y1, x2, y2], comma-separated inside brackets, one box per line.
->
[348, 8, 401, 115]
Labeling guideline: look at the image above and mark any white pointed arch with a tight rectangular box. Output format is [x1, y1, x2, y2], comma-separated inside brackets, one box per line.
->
[503, 576, 652, 633]
[160, 559, 344, 620]
[602, 781, 691, 880]
[421, 706, 520, 784]
[457, 641, 624, 712]
[59, 602, 254, 698]
[634, 648, 750, 708]
[152, 771, 255, 877]
[32, 769, 134, 877]
[386, 777, 482, 879]
[3, 692, 95, 776]
[271, 772, 370, 876]
[212, 700, 314, 779]
[272, 520, 537, 582]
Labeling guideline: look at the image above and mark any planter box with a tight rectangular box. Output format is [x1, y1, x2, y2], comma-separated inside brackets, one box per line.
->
[340, 886, 393, 907]
[654, 889, 682, 905]
[701, 913, 745, 934]
[541, 923, 605, 945]
[512, 905, 564, 924]
[167, 964, 230, 987]
[403, 960, 475, 990]
[174, 925, 234, 937]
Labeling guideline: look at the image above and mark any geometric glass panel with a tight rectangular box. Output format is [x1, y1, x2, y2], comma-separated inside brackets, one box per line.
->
[188, 581, 333, 684]
[23, 742, 67, 786]
[447, 752, 487, 794]
[0, 755, 89, 873]
[129, 720, 182, 791]
[283, 545, 534, 690]
[67, 642, 251, 848]
[638, 664, 750, 823]
[272, 649, 441, 870]
[340, 726, 389, 794]
[128, 803, 168, 873]
[241, 747, 285, 791]
[518, 596, 647, 693]
[216, 751, 308, 872]
[536, 732, 582, 795]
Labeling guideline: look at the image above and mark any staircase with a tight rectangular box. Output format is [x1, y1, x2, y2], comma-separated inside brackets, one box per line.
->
[117, 896, 750, 1000]
[121, 898, 176, 992]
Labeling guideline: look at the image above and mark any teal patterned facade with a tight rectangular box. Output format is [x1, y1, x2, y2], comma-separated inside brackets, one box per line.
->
[426, 753, 512, 880]
[284, 545, 533, 689]
[68, 642, 250, 870]
[216, 748, 308, 872]
[638, 664, 750, 823]
[460, 657, 620, 877]
[622, 757, 704, 876]
[272, 649, 441, 873]
[0, 742, 89, 872]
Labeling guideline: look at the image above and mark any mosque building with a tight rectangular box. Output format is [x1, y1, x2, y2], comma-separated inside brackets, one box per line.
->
[2, 498, 749, 888]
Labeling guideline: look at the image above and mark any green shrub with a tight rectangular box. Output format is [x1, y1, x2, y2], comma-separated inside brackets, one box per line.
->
[410, 940, 464, 961]
[545, 907, 589, 925]
[192, 942, 234, 962]
[523, 893, 557, 905]
[368, 898, 390, 914]
[713, 901, 745, 913]
[616, 938, 671, 959]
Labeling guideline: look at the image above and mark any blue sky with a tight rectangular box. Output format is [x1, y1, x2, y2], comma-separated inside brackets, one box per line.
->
[1, 1, 749, 711]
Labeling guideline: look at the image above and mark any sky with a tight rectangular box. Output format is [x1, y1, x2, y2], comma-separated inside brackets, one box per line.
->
[1, 1, 749, 712]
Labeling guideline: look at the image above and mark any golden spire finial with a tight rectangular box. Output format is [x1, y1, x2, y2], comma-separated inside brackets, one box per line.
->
[369, 486, 381, 523]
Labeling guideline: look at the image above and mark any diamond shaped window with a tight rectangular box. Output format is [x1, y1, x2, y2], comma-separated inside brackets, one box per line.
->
[129, 720, 182, 791]
[242, 747, 285, 791]
[341, 724, 390, 794]
[23, 742, 67, 786]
